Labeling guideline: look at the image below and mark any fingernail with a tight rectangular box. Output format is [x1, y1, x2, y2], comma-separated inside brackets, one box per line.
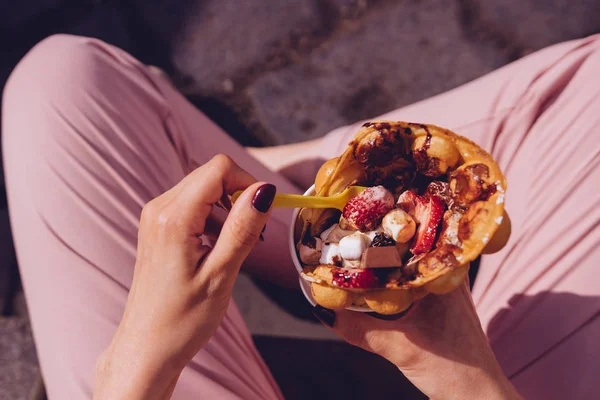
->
[312, 305, 335, 328]
[252, 184, 276, 213]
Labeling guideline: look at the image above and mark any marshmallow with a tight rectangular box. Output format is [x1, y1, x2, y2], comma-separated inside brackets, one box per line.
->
[322, 223, 354, 242]
[299, 238, 323, 265]
[382, 209, 416, 243]
[366, 228, 384, 241]
[320, 224, 337, 242]
[320, 242, 342, 265]
[339, 232, 372, 260]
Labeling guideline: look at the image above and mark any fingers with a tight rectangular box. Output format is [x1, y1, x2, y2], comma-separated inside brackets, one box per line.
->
[313, 306, 384, 347]
[333, 310, 374, 347]
[199, 182, 276, 286]
[171, 154, 257, 237]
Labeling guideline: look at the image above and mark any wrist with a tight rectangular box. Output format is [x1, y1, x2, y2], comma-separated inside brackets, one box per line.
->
[436, 365, 519, 400]
[396, 356, 521, 400]
[94, 332, 183, 400]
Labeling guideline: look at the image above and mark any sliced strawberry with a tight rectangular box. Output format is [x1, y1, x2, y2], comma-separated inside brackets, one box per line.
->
[332, 268, 380, 289]
[396, 190, 426, 220]
[342, 186, 394, 231]
[410, 195, 445, 254]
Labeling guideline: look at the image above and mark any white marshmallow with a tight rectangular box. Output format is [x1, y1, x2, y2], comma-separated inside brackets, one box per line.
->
[382, 209, 416, 243]
[366, 227, 384, 241]
[320, 224, 337, 242]
[298, 238, 323, 265]
[324, 224, 354, 242]
[320, 242, 341, 265]
[339, 232, 372, 260]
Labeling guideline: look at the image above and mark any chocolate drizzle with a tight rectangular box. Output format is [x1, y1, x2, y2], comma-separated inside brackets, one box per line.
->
[426, 181, 452, 204]
[301, 223, 317, 248]
[412, 127, 442, 176]
[354, 124, 411, 167]
[480, 184, 497, 201]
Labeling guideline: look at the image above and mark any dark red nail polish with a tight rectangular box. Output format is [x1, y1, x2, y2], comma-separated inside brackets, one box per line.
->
[252, 184, 276, 213]
[312, 305, 335, 328]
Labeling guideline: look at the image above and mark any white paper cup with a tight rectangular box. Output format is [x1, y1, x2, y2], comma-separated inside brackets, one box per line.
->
[288, 184, 372, 312]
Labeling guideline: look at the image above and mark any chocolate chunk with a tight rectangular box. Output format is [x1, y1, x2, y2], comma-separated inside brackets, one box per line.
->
[361, 247, 403, 269]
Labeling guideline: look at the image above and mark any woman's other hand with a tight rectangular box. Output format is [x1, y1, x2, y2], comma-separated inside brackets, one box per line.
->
[94, 155, 276, 400]
[313, 282, 523, 400]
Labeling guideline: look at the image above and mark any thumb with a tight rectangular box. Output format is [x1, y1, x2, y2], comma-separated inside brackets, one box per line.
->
[200, 182, 275, 283]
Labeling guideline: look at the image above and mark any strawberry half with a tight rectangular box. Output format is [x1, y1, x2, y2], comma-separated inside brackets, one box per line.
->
[342, 186, 394, 231]
[410, 195, 445, 254]
[396, 190, 426, 220]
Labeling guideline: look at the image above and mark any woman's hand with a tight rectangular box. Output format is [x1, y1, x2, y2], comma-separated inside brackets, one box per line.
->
[313, 282, 523, 400]
[94, 155, 276, 400]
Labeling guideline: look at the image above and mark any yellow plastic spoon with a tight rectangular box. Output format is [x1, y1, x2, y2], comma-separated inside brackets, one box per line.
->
[231, 186, 367, 211]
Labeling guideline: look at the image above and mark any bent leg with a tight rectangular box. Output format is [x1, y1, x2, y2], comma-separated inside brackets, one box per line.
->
[2, 35, 286, 399]
[261, 35, 600, 398]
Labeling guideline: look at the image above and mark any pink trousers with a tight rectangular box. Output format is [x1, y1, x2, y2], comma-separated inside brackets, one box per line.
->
[3, 34, 599, 399]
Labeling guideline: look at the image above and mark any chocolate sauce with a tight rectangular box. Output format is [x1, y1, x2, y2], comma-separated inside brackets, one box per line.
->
[332, 255, 343, 267]
[374, 168, 415, 194]
[422, 130, 432, 151]
[466, 164, 489, 184]
[412, 127, 442, 176]
[410, 172, 436, 195]
[452, 172, 469, 196]
[426, 181, 452, 205]
[458, 217, 472, 241]
[401, 263, 418, 281]
[362, 121, 391, 130]
[450, 164, 493, 204]
[301, 223, 316, 248]
[480, 184, 497, 201]
[354, 125, 410, 167]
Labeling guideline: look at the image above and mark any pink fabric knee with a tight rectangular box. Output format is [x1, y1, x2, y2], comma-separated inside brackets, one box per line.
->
[321, 35, 600, 399]
[3, 34, 286, 400]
